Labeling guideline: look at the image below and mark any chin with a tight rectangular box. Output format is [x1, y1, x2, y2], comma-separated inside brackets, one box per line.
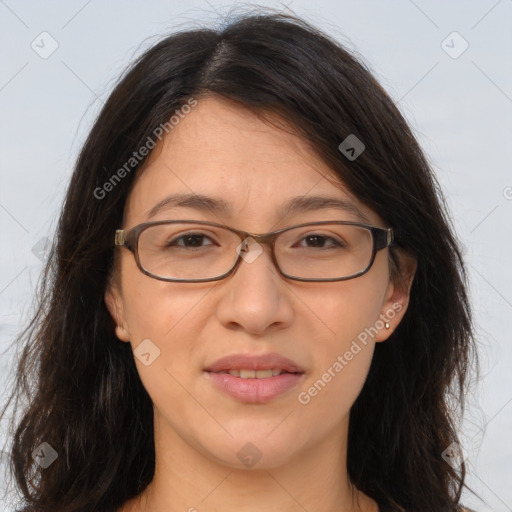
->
[196, 427, 310, 470]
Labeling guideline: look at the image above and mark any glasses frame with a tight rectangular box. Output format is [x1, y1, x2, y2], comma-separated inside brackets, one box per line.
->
[114, 220, 394, 283]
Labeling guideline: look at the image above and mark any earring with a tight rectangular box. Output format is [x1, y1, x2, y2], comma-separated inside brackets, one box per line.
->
[385, 322, 390, 329]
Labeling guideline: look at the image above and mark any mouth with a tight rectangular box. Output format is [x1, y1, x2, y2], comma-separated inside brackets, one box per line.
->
[212, 368, 302, 378]
[204, 353, 305, 404]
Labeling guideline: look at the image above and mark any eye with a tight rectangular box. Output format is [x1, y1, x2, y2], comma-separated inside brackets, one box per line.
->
[167, 232, 216, 248]
[294, 234, 344, 249]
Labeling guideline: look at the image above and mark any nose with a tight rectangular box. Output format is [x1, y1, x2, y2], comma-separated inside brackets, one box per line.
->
[214, 240, 295, 335]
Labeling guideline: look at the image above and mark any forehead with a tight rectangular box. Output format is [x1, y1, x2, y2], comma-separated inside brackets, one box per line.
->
[123, 95, 378, 228]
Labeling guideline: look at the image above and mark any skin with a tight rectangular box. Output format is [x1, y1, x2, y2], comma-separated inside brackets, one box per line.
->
[106, 95, 416, 512]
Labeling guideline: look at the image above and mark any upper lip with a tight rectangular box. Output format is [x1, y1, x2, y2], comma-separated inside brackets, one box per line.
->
[204, 352, 305, 373]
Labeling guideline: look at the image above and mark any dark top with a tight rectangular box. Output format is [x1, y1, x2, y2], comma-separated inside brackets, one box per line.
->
[16, 503, 478, 511]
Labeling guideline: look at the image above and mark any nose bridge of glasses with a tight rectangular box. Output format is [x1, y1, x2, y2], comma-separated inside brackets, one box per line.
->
[230, 231, 281, 277]
[243, 231, 278, 247]
[235, 231, 285, 269]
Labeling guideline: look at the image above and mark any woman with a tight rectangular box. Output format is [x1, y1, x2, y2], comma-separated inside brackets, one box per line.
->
[1, 11, 477, 512]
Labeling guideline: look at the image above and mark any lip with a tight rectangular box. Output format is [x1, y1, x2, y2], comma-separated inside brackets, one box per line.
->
[204, 352, 305, 404]
[204, 352, 305, 373]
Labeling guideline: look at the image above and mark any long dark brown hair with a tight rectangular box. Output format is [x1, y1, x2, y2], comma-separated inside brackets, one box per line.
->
[1, 10, 477, 512]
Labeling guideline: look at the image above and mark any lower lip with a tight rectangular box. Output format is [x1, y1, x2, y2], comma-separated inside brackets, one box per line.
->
[205, 371, 304, 404]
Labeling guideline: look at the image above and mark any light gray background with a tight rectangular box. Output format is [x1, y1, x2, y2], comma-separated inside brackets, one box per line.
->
[0, 1, 511, 510]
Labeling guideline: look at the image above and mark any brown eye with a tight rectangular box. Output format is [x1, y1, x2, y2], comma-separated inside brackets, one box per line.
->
[168, 233, 214, 248]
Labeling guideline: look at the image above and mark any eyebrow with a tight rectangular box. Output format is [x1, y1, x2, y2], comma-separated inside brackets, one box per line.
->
[145, 193, 370, 223]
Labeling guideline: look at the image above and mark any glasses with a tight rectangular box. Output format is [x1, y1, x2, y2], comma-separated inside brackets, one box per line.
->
[114, 220, 394, 283]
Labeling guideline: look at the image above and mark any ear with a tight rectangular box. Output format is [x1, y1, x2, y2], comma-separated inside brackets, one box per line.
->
[375, 250, 417, 343]
[104, 284, 131, 342]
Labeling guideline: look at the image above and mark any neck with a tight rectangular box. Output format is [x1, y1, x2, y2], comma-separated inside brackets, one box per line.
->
[120, 410, 378, 512]
[120, 415, 378, 512]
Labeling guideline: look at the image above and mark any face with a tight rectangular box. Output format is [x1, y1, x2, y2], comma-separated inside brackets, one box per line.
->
[105, 95, 413, 471]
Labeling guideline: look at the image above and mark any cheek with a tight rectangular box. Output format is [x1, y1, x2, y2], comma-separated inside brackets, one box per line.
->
[301, 268, 388, 348]
[119, 262, 213, 381]
[119, 249, 205, 340]
[120, 277, 218, 427]
[295, 270, 388, 413]
[297, 343, 374, 420]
